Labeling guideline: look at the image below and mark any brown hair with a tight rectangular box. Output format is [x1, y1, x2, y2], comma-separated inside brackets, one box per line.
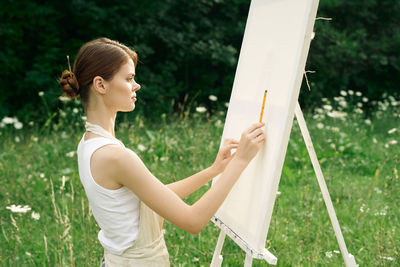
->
[59, 37, 138, 108]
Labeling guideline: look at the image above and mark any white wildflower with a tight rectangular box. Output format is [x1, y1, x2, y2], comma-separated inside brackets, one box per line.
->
[365, 119, 371, 125]
[58, 95, 71, 102]
[137, 144, 146, 152]
[15, 136, 20, 143]
[225, 102, 229, 108]
[333, 250, 340, 254]
[379, 256, 394, 261]
[373, 137, 377, 144]
[14, 121, 23, 129]
[72, 108, 79, 114]
[327, 111, 347, 118]
[66, 151, 75, 157]
[192, 257, 200, 262]
[388, 128, 397, 134]
[60, 175, 66, 191]
[2, 117, 14, 124]
[355, 91, 362, 96]
[357, 102, 363, 108]
[28, 121, 34, 126]
[373, 187, 382, 194]
[208, 95, 218, 101]
[362, 97, 368, 103]
[38, 91, 44, 97]
[348, 90, 354, 95]
[40, 173, 45, 178]
[388, 140, 398, 145]
[276, 191, 281, 195]
[196, 106, 207, 113]
[339, 100, 348, 108]
[214, 120, 222, 127]
[81, 116, 87, 121]
[31, 212, 40, 220]
[374, 206, 389, 216]
[330, 143, 336, 149]
[325, 251, 333, 258]
[339, 146, 345, 152]
[355, 108, 363, 114]
[317, 123, 324, 129]
[340, 90, 347, 96]
[33, 137, 38, 142]
[25, 252, 32, 257]
[323, 105, 332, 111]
[6, 204, 31, 213]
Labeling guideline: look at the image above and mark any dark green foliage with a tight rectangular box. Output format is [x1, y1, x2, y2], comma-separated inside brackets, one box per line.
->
[0, 0, 398, 122]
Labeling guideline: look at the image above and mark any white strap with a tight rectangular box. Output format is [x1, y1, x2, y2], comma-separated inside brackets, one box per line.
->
[85, 121, 124, 147]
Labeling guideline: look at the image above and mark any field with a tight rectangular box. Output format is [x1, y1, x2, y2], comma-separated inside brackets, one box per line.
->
[1, 91, 399, 266]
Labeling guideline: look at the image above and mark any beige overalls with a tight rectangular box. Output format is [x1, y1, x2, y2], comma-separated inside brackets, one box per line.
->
[102, 202, 170, 266]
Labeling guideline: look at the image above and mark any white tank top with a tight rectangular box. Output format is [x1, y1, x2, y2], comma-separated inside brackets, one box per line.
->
[77, 134, 140, 255]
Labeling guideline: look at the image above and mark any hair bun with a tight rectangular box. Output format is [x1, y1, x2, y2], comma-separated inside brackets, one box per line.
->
[59, 70, 80, 98]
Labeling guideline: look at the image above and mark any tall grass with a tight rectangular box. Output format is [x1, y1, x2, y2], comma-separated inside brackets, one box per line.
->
[0, 91, 399, 266]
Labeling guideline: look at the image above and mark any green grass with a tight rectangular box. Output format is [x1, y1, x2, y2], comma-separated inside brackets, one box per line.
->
[1, 93, 399, 266]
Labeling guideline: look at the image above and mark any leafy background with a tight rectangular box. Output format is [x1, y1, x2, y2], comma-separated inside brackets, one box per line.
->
[1, 0, 399, 122]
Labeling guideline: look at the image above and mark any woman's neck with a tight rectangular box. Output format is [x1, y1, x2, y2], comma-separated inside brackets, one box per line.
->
[85, 105, 117, 137]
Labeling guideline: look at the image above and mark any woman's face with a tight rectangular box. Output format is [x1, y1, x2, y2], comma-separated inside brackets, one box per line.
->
[103, 58, 141, 112]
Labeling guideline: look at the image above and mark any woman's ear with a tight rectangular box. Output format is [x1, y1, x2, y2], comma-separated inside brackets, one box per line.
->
[92, 76, 107, 95]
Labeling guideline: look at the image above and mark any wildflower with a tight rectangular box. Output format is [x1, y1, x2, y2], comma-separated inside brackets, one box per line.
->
[66, 151, 75, 157]
[81, 116, 87, 121]
[373, 137, 377, 143]
[317, 123, 324, 129]
[137, 144, 146, 152]
[192, 257, 200, 262]
[40, 173, 45, 178]
[348, 90, 354, 95]
[73, 108, 79, 114]
[196, 106, 207, 113]
[6, 204, 32, 213]
[388, 140, 398, 145]
[325, 251, 333, 258]
[322, 105, 332, 111]
[31, 212, 40, 220]
[330, 143, 336, 149]
[2, 117, 14, 124]
[33, 137, 38, 142]
[209, 95, 218, 101]
[225, 102, 229, 108]
[28, 121, 34, 126]
[340, 90, 347, 96]
[15, 136, 20, 143]
[14, 121, 23, 129]
[214, 120, 222, 127]
[365, 119, 371, 125]
[339, 100, 347, 108]
[362, 97, 368, 103]
[355, 108, 363, 114]
[58, 95, 71, 102]
[379, 256, 394, 261]
[38, 91, 44, 97]
[357, 102, 363, 108]
[25, 252, 32, 257]
[388, 128, 397, 134]
[327, 111, 347, 118]
[355, 91, 362, 96]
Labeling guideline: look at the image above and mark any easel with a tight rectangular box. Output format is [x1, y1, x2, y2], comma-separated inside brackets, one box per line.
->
[210, 102, 358, 266]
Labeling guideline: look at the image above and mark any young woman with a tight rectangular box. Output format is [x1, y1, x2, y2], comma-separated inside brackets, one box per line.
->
[59, 37, 265, 266]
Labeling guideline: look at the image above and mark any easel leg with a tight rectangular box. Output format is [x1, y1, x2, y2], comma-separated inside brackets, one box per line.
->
[295, 102, 357, 267]
[244, 253, 253, 267]
[210, 231, 225, 267]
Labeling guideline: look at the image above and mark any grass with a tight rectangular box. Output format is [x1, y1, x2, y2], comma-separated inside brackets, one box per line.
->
[0, 92, 399, 266]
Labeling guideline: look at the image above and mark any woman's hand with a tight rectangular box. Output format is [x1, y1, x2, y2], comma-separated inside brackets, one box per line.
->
[235, 122, 266, 164]
[211, 138, 239, 174]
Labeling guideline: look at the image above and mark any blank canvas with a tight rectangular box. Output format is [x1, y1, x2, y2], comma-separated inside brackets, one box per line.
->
[212, 0, 319, 254]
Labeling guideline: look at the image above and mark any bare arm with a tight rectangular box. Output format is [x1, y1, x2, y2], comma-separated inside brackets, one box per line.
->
[166, 139, 238, 199]
[104, 123, 265, 234]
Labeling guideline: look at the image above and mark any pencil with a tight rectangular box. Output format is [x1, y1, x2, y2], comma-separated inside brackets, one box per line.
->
[259, 90, 267, 123]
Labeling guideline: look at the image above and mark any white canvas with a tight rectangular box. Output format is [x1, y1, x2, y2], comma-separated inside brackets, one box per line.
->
[212, 0, 319, 254]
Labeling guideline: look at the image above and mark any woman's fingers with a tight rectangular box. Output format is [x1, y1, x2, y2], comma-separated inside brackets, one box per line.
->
[244, 122, 265, 135]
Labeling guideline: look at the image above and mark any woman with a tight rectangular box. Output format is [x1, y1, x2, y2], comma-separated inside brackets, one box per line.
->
[59, 37, 265, 266]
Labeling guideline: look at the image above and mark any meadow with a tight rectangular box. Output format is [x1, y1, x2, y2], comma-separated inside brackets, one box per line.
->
[0, 91, 399, 266]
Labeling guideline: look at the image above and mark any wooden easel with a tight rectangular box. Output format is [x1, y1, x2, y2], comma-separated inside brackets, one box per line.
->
[210, 102, 357, 267]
